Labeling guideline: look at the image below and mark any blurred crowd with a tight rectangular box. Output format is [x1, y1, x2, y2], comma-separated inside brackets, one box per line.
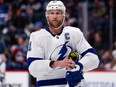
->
[0, 0, 116, 71]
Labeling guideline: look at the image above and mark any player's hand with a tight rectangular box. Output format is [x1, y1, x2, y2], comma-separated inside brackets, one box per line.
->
[51, 59, 76, 69]
[66, 62, 84, 87]
[66, 70, 84, 87]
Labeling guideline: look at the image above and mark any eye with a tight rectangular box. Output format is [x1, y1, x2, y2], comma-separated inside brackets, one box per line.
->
[56, 12, 60, 15]
[56, 11, 62, 15]
[49, 12, 54, 15]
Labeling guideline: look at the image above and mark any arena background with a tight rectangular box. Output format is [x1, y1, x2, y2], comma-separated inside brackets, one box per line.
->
[0, 0, 116, 87]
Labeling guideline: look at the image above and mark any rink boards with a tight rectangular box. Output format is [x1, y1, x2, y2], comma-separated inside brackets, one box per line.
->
[1, 70, 116, 87]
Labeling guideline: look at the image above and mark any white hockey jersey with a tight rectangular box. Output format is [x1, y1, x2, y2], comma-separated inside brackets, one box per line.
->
[27, 26, 99, 87]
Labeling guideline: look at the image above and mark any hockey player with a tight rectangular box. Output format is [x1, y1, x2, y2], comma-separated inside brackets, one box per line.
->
[27, 0, 100, 87]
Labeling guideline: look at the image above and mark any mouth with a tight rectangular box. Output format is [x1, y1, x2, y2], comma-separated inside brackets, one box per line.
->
[53, 20, 58, 22]
[52, 20, 58, 24]
[52, 19, 58, 21]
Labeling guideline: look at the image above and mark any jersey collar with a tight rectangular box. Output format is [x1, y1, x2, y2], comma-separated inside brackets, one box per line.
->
[45, 26, 64, 37]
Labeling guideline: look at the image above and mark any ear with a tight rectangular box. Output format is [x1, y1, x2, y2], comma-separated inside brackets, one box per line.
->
[45, 12, 48, 18]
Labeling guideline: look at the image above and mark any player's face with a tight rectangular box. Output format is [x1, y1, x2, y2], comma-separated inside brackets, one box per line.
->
[47, 10, 65, 28]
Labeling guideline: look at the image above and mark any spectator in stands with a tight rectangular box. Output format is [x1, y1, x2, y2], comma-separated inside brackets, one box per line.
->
[24, 23, 35, 37]
[4, 10, 14, 27]
[0, 54, 7, 86]
[91, 32, 105, 58]
[2, 23, 18, 49]
[110, 41, 116, 70]
[112, 41, 116, 59]
[0, 39, 4, 54]
[23, 0, 42, 12]
[34, 21, 43, 30]
[10, 34, 28, 70]
[110, 60, 116, 70]
[24, 7, 37, 25]
[99, 50, 113, 70]
[13, 8, 27, 33]
[0, 0, 9, 31]
[10, 48, 27, 70]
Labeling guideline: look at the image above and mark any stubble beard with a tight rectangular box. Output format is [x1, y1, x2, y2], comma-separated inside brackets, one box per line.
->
[49, 19, 64, 28]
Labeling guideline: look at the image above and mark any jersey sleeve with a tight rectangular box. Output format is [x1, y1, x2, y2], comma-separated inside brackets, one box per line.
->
[75, 32, 92, 53]
[27, 32, 53, 78]
[74, 29, 99, 71]
[27, 32, 44, 58]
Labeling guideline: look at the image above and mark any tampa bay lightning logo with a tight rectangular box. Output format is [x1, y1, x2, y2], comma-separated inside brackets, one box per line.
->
[50, 41, 72, 60]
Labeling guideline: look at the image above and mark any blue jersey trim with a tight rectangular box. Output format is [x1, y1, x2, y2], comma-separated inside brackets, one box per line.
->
[27, 57, 43, 67]
[76, 62, 83, 71]
[36, 78, 67, 86]
[81, 48, 97, 57]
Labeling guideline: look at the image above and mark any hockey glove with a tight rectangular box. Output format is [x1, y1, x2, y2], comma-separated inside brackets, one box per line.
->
[66, 62, 84, 87]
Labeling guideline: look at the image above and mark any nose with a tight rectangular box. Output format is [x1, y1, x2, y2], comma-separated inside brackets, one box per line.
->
[52, 13, 57, 18]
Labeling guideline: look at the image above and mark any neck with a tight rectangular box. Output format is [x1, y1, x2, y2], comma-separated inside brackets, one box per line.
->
[49, 26, 62, 35]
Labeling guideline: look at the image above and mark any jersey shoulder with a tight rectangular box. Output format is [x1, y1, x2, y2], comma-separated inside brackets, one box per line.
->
[30, 28, 50, 38]
[64, 26, 82, 34]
